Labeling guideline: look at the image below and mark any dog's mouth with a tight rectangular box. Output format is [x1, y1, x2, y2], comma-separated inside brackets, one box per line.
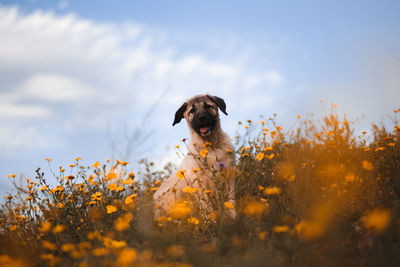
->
[199, 126, 212, 136]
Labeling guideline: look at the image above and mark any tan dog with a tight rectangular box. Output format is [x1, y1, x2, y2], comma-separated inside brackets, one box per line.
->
[153, 94, 235, 217]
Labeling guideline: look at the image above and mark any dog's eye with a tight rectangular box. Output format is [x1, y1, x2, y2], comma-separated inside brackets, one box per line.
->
[204, 104, 212, 109]
[189, 108, 195, 114]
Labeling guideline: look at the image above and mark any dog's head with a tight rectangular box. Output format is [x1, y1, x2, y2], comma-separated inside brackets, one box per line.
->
[173, 94, 228, 137]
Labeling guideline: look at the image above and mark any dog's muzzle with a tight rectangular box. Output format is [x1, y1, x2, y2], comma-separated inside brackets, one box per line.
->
[193, 113, 215, 137]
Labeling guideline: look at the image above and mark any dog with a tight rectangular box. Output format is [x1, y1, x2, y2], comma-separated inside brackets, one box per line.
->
[153, 94, 236, 218]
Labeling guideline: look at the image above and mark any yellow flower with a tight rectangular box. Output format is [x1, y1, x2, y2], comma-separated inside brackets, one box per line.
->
[114, 213, 134, 232]
[243, 201, 268, 218]
[200, 149, 208, 158]
[362, 209, 391, 233]
[241, 153, 250, 158]
[107, 172, 117, 180]
[224, 202, 234, 209]
[122, 178, 134, 185]
[266, 154, 275, 160]
[296, 115, 301, 119]
[91, 192, 102, 201]
[345, 173, 355, 182]
[182, 186, 199, 194]
[362, 160, 374, 171]
[273, 225, 289, 233]
[39, 221, 52, 233]
[177, 170, 186, 179]
[39, 185, 48, 191]
[74, 157, 81, 161]
[259, 231, 268, 240]
[295, 220, 325, 240]
[61, 243, 75, 252]
[256, 152, 264, 161]
[108, 183, 118, 191]
[263, 187, 281, 195]
[42, 240, 57, 251]
[92, 161, 101, 168]
[191, 168, 200, 172]
[103, 240, 127, 249]
[117, 248, 137, 265]
[169, 202, 191, 219]
[45, 158, 51, 162]
[106, 205, 118, 214]
[9, 225, 17, 231]
[87, 231, 101, 240]
[125, 194, 137, 205]
[187, 217, 200, 225]
[263, 146, 273, 151]
[53, 224, 66, 234]
[92, 248, 109, 257]
[203, 141, 212, 148]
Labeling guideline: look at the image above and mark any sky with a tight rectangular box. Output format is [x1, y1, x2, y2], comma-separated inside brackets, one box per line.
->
[1, 0, 400, 195]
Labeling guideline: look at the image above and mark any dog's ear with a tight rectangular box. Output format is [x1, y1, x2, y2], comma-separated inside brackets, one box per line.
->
[207, 95, 228, 115]
[173, 102, 187, 126]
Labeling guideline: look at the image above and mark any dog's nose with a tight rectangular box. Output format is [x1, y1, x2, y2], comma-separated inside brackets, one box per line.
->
[199, 115, 206, 121]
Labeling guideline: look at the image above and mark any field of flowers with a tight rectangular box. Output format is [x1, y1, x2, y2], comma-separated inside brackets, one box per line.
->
[1, 108, 400, 267]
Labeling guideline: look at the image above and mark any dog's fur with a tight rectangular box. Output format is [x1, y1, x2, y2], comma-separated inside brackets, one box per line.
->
[153, 94, 235, 217]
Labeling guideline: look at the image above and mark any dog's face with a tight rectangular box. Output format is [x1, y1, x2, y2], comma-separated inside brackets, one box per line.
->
[173, 95, 227, 137]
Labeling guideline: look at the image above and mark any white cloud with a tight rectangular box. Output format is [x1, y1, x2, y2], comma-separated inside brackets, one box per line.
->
[0, 6, 283, 156]
[17, 74, 94, 102]
[0, 126, 63, 157]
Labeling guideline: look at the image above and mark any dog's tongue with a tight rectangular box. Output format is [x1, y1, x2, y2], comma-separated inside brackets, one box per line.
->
[200, 127, 210, 134]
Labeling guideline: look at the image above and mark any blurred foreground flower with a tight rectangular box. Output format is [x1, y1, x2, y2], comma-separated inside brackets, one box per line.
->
[362, 209, 391, 234]
[169, 202, 191, 219]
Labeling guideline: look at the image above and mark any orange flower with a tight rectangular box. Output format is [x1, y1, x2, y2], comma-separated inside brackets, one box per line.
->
[362, 209, 391, 233]
[39, 221, 52, 233]
[191, 168, 200, 172]
[224, 202, 234, 209]
[256, 152, 264, 161]
[53, 224, 66, 234]
[362, 160, 374, 171]
[273, 225, 289, 233]
[200, 149, 208, 158]
[42, 240, 57, 251]
[263, 187, 281, 195]
[177, 170, 186, 179]
[125, 194, 137, 205]
[92, 161, 101, 168]
[187, 217, 200, 225]
[266, 154, 275, 160]
[169, 202, 191, 219]
[114, 213, 134, 231]
[117, 248, 137, 265]
[106, 205, 118, 214]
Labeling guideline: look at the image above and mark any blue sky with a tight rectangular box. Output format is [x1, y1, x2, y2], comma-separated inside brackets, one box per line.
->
[1, 0, 399, 195]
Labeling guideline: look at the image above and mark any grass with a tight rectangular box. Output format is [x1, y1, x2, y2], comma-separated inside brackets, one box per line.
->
[1, 107, 400, 267]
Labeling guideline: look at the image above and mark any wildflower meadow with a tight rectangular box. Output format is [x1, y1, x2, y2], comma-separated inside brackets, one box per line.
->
[1, 108, 400, 266]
